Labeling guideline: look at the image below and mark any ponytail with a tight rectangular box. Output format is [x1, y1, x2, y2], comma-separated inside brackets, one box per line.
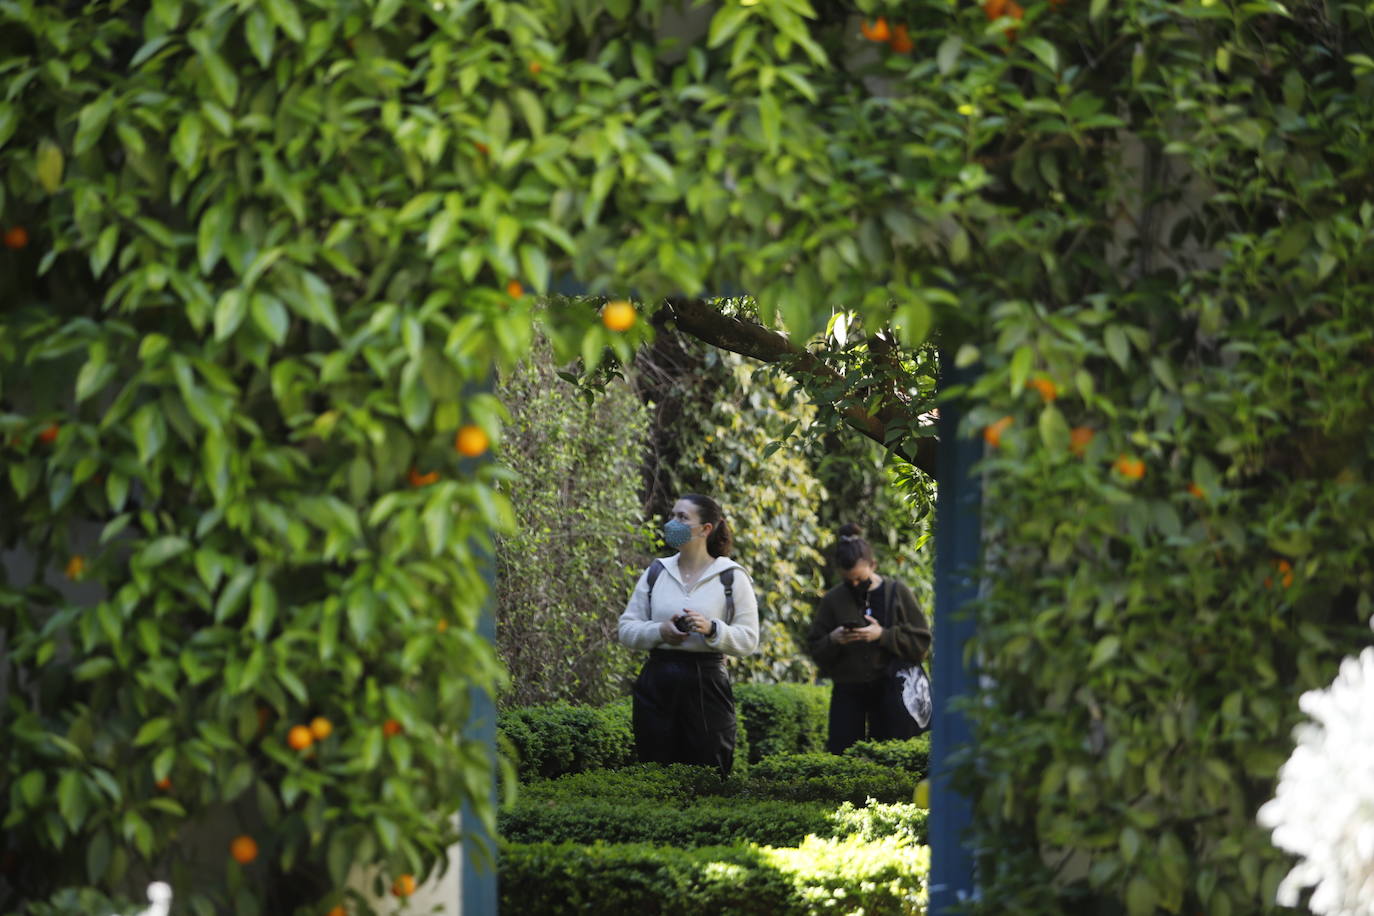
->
[833, 523, 874, 570]
[682, 493, 733, 558]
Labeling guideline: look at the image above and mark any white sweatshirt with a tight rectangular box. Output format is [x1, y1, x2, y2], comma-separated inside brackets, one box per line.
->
[617, 554, 760, 657]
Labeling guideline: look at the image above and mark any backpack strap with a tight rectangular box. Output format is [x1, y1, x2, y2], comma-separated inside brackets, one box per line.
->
[644, 559, 665, 613]
[720, 568, 735, 624]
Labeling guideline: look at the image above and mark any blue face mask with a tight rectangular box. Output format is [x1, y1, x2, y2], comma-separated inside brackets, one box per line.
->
[662, 519, 694, 549]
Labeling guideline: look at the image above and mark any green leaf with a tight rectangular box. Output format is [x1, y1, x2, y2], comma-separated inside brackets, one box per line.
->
[0, 102, 17, 149]
[250, 293, 289, 345]
[134, 717, 174, 747]
[36, 139, 65, 193]
[1104, 325, 1130, 369]
[18, 771, 44, 808]
[245, 11, 276, 67]
[171, 113, 204, 173]
[139, 536, 190, 567]
[937, 36, 963, 76]
[1038, 404, 1069, 452]
[248, 579, 278, 641]
[214, 289, 248, 341]
[73, 94, 114, 156]
[707, 5, 751, 48]
[1089, 636, 1121, 669]
[202, 50, 240, 107]
[57, 770, 87, 831]
[263, 0, 305, 41]
[1022, 37, 1060, 73]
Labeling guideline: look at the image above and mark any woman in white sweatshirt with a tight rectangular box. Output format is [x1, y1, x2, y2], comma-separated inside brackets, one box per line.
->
[618, 493, 760, 775]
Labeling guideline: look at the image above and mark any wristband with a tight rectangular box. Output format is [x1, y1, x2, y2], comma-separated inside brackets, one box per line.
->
[707, 620, 719, 640]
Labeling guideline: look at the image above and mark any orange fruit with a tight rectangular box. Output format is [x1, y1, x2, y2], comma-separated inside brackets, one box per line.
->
[1030, 376, 1058, 402]
[230, 835, 258, 865]
[65, 555, 85, 580]
[506, 279, 524, 298]
[309, 717, 333, 741]
[860, 17, 891, 42]
[528, 61, 542, 74]
[473, 141, 489, 155]
[407, 468, 440, 487]
[602, 300, 637, 332]
[889, 24, 913, 54]
[1069, 426, 1094, 456]
[1276, 558, 1294, 589]
[983, 416, 1013, 449]
[382, 718, 403, 738]
[1114, 455, 1146, 480]
[327, 907, 347, 916]
[38, 424, 59, 444]
[455, 424, 490, 457]
[391, 874, 416, 898]
[437, 619, 449, 633]
[287, 724, 314, 751]
[3, 227, 28, 249]
[155, 777, 172, 791]
[1188, 482, 1205, 500]
[983, 0, 1007, 19]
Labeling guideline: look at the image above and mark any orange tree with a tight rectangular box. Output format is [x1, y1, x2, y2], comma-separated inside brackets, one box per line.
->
[3, 0, 1374, 914]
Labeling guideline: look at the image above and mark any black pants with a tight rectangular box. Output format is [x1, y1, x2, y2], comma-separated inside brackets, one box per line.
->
[826, 676, 924, 755]
[632, 650, 736, 776]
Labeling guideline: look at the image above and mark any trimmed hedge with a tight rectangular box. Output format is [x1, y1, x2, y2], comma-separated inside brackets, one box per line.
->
[499, 835, 928, 915]
[844, 736, 930, 772]
[513, 756, 922, 807]
[499, 683, 837, 782]
[499, 794, 927, 847]
[734, 682, 830, 763]
[498, 700, 634, 782]
[743, 754, 925, 804]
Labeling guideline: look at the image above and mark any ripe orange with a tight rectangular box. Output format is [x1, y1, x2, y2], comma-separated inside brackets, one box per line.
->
[309, 717, 333, 741]
[889, 24, 913, 54]
[1030, 376, 1058, 402]
[287, 724, 314, 751]
[3, 227, 28, 249]
[455, 424, 490, 458]
[391, 874, 416, 898]
[473, 141, 489, 155]
[506, 279, 524, 298]
[382, 718, 404, 738]
[983, 416, 1013, 449]
[1114, 455, 1146, 480]
[1188, 482, 1205, 500]
[65, 555, 85, 580]
[983, 0, 1007, 19]
[327, 907, 347, 916]
[38, 424, 59, 444]
[1276, 558, 1294, 589]
[155, 777, 172, 791]
[408, 468, 440, 487]
[230, 835, 258, 865]
[437, 619, 449, 633]
[602, 300, 637, 332]
[1069, 426, 1094, 456]
[860, 17, 891, 42]
[528, 61, 542, 74]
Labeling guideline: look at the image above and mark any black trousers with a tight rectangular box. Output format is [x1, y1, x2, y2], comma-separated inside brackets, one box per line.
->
[632, 650, 736, 776]
[826, 676, 924, 755]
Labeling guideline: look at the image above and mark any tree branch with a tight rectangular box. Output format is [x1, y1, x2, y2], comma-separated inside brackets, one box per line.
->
[658, 298, 936, 477]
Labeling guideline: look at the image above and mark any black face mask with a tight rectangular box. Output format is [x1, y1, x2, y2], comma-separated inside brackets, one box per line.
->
[845, 578, 872, 608]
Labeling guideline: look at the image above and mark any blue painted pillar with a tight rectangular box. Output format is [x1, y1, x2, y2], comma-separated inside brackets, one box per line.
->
[461, 421, 500, 913]
[927, 357, 982, 913]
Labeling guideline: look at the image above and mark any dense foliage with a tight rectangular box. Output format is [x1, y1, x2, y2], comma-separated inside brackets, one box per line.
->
[494, 339, 650, 707]
[6, 0, 1371, 910]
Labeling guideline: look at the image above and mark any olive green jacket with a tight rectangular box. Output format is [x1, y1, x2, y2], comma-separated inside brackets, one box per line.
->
[806, 578, 932, 683]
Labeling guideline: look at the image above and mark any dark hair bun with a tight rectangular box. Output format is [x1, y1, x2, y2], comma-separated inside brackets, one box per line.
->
[838, 523, 864, 540]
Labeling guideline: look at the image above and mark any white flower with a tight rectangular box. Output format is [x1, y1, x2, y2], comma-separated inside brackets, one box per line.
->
[1258, 647, 1374, 914]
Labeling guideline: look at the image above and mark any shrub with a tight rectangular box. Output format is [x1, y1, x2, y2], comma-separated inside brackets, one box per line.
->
[741, 754, 922, 805]
[499, 835, 928, 916]
[500, 795, 927, 848]
[497, 700, 634, 782]
[843, 736, 930, 773]
[495, 337, 651, 708]
[735, 682, 830, 763]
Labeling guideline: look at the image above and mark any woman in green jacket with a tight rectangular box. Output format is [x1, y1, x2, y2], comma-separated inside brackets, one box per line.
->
[806, 524, 932, 754]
